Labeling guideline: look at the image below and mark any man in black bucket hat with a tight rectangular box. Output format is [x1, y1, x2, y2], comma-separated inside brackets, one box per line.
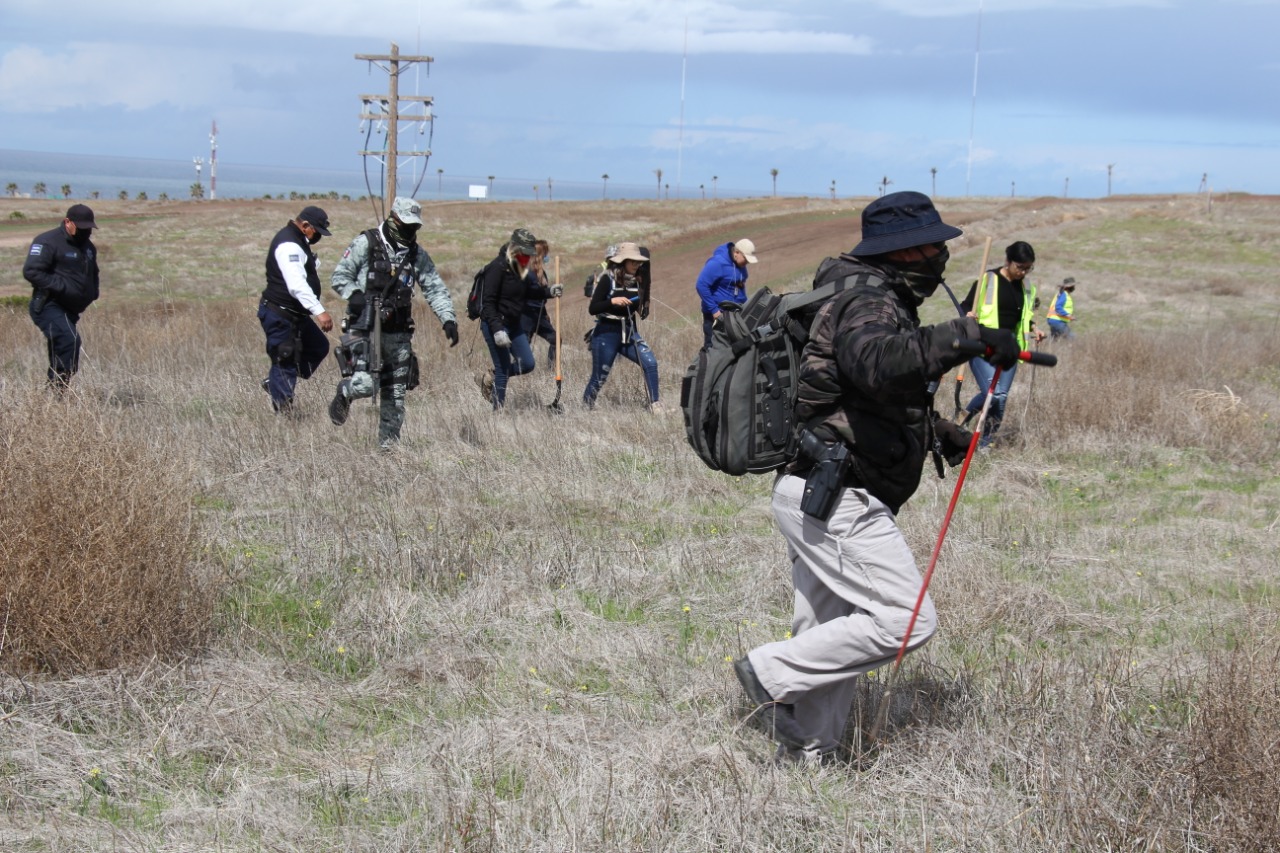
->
[732, 191, 1019, 763]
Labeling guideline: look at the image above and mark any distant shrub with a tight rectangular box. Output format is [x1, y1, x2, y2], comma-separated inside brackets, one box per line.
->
[8, 210, 25, 220]
[0, 394, 218, 674]
[0, 294, 28, 311]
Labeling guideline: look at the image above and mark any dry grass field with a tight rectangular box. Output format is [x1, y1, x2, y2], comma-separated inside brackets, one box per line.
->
[1, 192, 1278, 851]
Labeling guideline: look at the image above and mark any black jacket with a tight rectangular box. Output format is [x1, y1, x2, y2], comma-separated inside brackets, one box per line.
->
[23, 225, 100, 315]
[797, 258, 977, 512]
[479, 246, 551, 335]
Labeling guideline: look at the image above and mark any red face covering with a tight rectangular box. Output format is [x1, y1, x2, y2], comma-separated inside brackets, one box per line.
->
[515, 253, 531, 267]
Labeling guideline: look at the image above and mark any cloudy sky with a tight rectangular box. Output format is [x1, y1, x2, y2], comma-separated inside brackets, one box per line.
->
[1, 0, 1276, 199]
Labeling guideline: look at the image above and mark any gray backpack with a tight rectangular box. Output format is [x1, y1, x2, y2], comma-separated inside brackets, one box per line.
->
[680, 262, 860, 475]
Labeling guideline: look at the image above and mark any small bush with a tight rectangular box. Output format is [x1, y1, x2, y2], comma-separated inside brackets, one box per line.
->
[0, 393, 217, 673]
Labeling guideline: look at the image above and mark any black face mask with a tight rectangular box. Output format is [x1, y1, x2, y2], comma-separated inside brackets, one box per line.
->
[71, 228, 92, 246]
[307, 232, 322, 245]
[897, 245, 950, 301]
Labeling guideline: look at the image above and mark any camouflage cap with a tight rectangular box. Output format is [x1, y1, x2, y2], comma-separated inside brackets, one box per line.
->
[509, 227, 538, 255]
[390, 197, 423, 225]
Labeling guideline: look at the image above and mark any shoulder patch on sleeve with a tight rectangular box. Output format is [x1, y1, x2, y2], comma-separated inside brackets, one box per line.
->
[342, 248, 352, 259]
[29, 244, 43, 256]
[287, 253, 302, 263]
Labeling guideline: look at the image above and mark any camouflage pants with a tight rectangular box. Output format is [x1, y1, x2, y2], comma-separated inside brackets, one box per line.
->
[347, 331, 415, 444]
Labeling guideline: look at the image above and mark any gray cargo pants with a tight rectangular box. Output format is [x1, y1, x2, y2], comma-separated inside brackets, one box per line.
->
[747, 473, 938, 753]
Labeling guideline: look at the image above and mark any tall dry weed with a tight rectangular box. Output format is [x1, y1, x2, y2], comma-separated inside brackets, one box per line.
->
[0, 391, 216, 674]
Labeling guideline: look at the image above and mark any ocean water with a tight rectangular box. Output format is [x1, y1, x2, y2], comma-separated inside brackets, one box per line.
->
[0, 149, 709, 203]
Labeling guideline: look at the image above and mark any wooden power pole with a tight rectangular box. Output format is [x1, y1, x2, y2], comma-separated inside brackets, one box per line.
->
[355, 43, 434, 209]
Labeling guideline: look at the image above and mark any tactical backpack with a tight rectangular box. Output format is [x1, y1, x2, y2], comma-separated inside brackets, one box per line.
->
[679, 255, 865, 476]
[465, 267, 486, 320]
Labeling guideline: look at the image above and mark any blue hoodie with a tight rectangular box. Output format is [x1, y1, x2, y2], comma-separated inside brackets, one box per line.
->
[695, 242, 748, 315]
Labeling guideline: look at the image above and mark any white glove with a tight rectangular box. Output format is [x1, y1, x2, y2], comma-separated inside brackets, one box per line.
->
[493, 329, 512, 348]
[549, 284, 564, 298]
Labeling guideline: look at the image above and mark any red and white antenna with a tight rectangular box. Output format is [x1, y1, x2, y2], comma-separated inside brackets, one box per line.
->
[209, 120, 218, 200]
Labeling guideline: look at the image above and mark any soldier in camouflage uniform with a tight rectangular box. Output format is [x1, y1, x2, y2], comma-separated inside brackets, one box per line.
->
[732, 191, 1019, 763]
[328, 197, 459, 448]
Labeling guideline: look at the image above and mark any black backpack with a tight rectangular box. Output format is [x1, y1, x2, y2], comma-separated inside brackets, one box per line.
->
[465, 267, 486, 320]
[679, 255, 864, 475]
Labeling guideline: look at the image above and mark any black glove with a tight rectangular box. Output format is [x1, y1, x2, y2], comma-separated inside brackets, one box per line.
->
[443, 320, 459, 347]
[934, 418, 973, 466]
[347, 290, 367, 315]
[977, 326, 1020, 369]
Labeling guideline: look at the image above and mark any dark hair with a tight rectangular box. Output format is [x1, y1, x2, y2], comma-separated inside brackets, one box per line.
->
[1005, 241, 1035, 264]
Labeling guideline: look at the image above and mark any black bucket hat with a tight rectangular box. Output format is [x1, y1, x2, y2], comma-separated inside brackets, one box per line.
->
[850, 191, 962, 257]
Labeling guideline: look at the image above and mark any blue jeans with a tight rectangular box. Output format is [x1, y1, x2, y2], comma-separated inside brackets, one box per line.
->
[520, 303, 558, 367]
[965, 356, 1018, 446]
[1047, 319, 1072, 339]
[481, 320, 535, 409]
[582, 321, 659, 407]
[258, 302, 329, 407]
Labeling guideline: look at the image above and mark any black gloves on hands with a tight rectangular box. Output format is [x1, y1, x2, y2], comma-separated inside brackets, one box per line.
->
[978, 326, 1020, 369]
[443, 320, 459, 347]
[934, 418, 973, 466]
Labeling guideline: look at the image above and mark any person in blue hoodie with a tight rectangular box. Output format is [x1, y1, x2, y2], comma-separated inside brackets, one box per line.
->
[695, 237, 757, 351]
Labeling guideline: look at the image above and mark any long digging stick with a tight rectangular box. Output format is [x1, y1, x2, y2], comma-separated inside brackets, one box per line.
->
[867, 340, 1057, 746]
[549, 256, 564, 412]
[956, 237, 992, 424]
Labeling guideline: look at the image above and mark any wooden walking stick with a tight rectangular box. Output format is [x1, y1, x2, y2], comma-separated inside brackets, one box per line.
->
[958, 237, 994, 428]
[548, 256, 564, 412]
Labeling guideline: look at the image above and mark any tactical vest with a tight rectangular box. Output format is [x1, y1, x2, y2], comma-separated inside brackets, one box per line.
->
[363, 228, 419, 310]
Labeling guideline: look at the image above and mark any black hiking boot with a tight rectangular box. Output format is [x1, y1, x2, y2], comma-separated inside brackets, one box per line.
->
[733, 657, 809, 751]
[328, 381, 351, 426]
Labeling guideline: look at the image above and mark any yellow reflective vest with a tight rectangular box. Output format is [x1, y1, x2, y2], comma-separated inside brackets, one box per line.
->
[1047, 291, 1074, 323]
[975, 271, 1037, 350]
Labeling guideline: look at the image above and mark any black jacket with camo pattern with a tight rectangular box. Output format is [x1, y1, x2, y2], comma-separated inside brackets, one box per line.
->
[795, 257, 979, 513]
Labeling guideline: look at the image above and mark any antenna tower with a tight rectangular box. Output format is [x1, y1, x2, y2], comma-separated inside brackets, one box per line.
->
[356, 42, 434, 216]
[209, 120, 218, 200]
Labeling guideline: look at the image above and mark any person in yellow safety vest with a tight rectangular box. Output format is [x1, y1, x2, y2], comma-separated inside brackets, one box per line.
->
[1047, 276, 1076, 339]
[959, 240, 1046, 447]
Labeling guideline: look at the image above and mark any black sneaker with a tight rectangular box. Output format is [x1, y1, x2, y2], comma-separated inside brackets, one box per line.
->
[260, 378, 270, 394]
[328, 381, 351, 426]
[733, 657, 809, 750]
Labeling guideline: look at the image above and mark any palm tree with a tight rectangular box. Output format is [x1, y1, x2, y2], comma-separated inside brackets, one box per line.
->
[5, 183, 16, 197]
[930, 167, 937, 197]
[699, 183, 705, 200]
[601, 174, 609, 200]
[654, 168, 663, 200]
[436, 167, 443, 198]
[879, 176, 892, 197]
[487, 175, 495, 197]
[118, 189, 128, 200]
[33, 182, 47, 197]
[770, 168, 779, 197]
[830, 180, 836, 201]
[136, 191, 148, 201]
[533, 185, 540, 201]
[712, 176, 718, 200]
[547, 177, 553, 201]
[190, 182, 205, 200]
[90, 191, 100, 200]
[61, 184, 71, 198]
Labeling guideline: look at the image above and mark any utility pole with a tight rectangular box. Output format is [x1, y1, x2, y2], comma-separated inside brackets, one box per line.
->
[356, 43, 434, 210]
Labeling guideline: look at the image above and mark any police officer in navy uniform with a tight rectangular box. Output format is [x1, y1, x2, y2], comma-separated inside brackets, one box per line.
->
[257, 205, 334, 414]
[23, 203, 101, 390]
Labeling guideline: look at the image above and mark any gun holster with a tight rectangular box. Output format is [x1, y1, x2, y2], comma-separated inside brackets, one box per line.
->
[334, 334, 371, 377]
[797, 429, 852, 521]
[30, 290, 49, 314]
